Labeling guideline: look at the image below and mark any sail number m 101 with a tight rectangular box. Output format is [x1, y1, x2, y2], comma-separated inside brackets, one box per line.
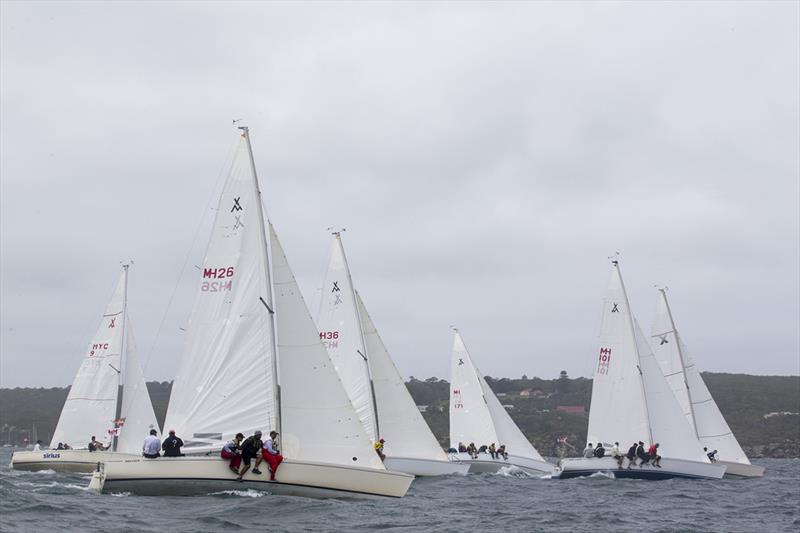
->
[201, 266, 235, 292]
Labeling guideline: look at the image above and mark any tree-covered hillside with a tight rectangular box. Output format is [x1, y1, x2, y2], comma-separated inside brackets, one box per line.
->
[1, 374, 797, 457]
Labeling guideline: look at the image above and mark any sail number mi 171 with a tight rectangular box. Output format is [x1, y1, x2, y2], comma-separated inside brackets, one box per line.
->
[201, 266, 235, 292]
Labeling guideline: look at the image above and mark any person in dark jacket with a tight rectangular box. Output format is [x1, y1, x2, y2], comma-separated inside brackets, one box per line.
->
[162, 430, 184, 457]
[626, 442, 638, 468]
[237, 430, 263, 480]
[593, 442, 606, 458]
[636, 441, 649, 467]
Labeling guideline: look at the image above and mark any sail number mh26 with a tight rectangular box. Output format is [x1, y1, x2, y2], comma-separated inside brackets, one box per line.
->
[201, 266, 235, 292]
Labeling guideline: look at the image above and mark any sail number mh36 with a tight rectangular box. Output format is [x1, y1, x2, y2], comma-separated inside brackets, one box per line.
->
[201, 266, 235, 292]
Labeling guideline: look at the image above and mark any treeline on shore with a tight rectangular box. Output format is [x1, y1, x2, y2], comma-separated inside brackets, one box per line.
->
[1, 373, 797, 458]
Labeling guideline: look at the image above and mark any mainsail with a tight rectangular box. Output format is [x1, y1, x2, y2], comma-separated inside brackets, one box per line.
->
[164, 136, 276, 446]
[651, 289, 751, 465]
[449, 329, 545, 461]
[164, 128, 381, 469]
[587, 262, 708, 463]
[316, 234, 378, 442]
[51, 268, 158, 452]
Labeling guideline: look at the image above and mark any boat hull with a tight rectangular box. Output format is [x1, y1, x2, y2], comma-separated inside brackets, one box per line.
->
[557, 456, 726, 480]
[384, 456, 469, 476]
[719, 460, 764, 478]
[94, 456, 414, 499]
[450, 452, 554, 476]
[10, 450, 141, 473]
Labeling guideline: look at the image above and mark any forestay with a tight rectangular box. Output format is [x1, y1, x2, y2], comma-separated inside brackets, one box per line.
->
[270, 224, 383, 469]
[164, 138, 276, 447]
[651, 289, 750, 465]
[449, 330, 499, 450]
[357, 291, 448, 461]
[51, 273, 127, 449]
[317, 235, 377, 442]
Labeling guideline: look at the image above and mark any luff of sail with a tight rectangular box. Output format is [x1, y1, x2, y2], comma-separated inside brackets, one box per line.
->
[163, 135, 277, 447]
[317, 234, 378, 442]
[356, 291, 450, 463]
[651, 289, 751, 465]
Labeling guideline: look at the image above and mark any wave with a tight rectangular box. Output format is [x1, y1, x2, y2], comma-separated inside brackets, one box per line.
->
[208, 489, 268, 498]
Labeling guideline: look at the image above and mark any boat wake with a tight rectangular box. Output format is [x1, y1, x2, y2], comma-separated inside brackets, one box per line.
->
[209, 489, 269, 498]
[493, 465, 535, 479]
[587, 471, 616, 480]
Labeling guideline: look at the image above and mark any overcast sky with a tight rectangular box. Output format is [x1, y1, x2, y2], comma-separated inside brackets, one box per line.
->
[1, 1, 798, 388]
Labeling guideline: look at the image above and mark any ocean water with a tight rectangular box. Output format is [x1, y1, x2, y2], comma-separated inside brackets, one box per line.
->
[0, 449, 797, 533]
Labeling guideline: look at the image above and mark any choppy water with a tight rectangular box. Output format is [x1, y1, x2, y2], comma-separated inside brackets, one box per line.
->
[0, 449, 797, 533]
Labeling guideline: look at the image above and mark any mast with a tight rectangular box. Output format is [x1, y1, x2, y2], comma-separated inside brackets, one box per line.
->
[335, 232, 381, 439]
[112, 262, 129, 452]
[659, 288, 700, 438]
[614, 260, 654, 444]
[239, 126, 281, 437]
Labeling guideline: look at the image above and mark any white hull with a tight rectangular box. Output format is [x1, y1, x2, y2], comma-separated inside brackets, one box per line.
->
[92, 456, 414, 499]
[384, 456, 469, 476]
[719, 460, 764, 478]
[450, 452, 554, 476]
[10, 450, 141, 473]
[557, 456, 726, 480]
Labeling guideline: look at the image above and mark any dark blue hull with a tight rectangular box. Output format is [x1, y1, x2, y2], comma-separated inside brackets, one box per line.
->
[558, 468, 710, 480]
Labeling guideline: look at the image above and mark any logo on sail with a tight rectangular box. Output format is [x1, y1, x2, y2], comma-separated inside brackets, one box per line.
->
[230, 197, 243, 212]
[597, 348, 612, 375]
[452, 388, 464, 409]
[611, 303, 619, 313]
[108, 317, 116, 328]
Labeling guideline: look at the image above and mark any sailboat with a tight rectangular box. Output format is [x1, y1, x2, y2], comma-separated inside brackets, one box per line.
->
[89, 128, 413, 498]
[11, 265, 160, 472]
[317, 233, 468, 476]
[651, 288, 764, 478]
[449, 329, 553, 475]
[558, 261, 726, 480]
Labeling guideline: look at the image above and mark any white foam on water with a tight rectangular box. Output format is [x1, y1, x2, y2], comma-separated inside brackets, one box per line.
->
[109, 491, 131, 497]
[493, 465, 535, 478]
[209, 489, 268, 498]
[587, 470, 616, 480]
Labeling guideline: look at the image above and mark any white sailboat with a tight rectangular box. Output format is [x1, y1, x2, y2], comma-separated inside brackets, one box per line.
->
[90, 128, 413, 499]
[449, 329, 553, 476]
[651, 288, 764, 478]
[558, 261, 726, 480]
[317, 233, 468, 476]
[11, 265, 160, 472]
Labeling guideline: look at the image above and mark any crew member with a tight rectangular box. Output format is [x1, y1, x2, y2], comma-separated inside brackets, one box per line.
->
[261, 431, 283, 481]
[162, 430, 184, 457]
[221, 433, 244, 474]
[142, 429, 160, 459]
[238, 430, 263, 480]
[374, 438, 386, 461]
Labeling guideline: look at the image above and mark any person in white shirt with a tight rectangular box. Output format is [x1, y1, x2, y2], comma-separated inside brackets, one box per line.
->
[583, 443, 595, 458]
[142, 429, 160, 459]
[33, 440, 43, 451]
[261, 431, 283, 481]
[611, 442, 624, 468]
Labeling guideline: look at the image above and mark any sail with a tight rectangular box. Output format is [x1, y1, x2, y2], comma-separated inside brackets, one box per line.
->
[635, 318, 708, 462]
[51, 272, 127, 449]
[479, 369, 546, 462]
[652, 290, 750, 464]
[270, 224, 383, 469]
[164, 137, 277, 446]
[586, 262, 651, 447]
[317, 235, 377, 441]
[116, 318, 160, 453]
[449, 330, 499, 449]
[357, 291, 448, 461]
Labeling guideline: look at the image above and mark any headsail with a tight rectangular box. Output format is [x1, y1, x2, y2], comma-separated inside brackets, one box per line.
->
[270, 224, 383, 469]
[357, 291, 449, 462]
[51, 272, 128, 449]
[163, 135, 277, 447]
[651, 289, 750, 465]
[317, 234, 377, 442]
[116, 318, 160, 452]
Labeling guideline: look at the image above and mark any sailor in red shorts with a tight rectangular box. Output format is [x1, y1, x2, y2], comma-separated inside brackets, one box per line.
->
[221, 433, 244, 473]
[262, 430, 283, 480]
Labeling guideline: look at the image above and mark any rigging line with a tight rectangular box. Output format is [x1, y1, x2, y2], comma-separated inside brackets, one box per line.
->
[137, 134, 241, 384]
